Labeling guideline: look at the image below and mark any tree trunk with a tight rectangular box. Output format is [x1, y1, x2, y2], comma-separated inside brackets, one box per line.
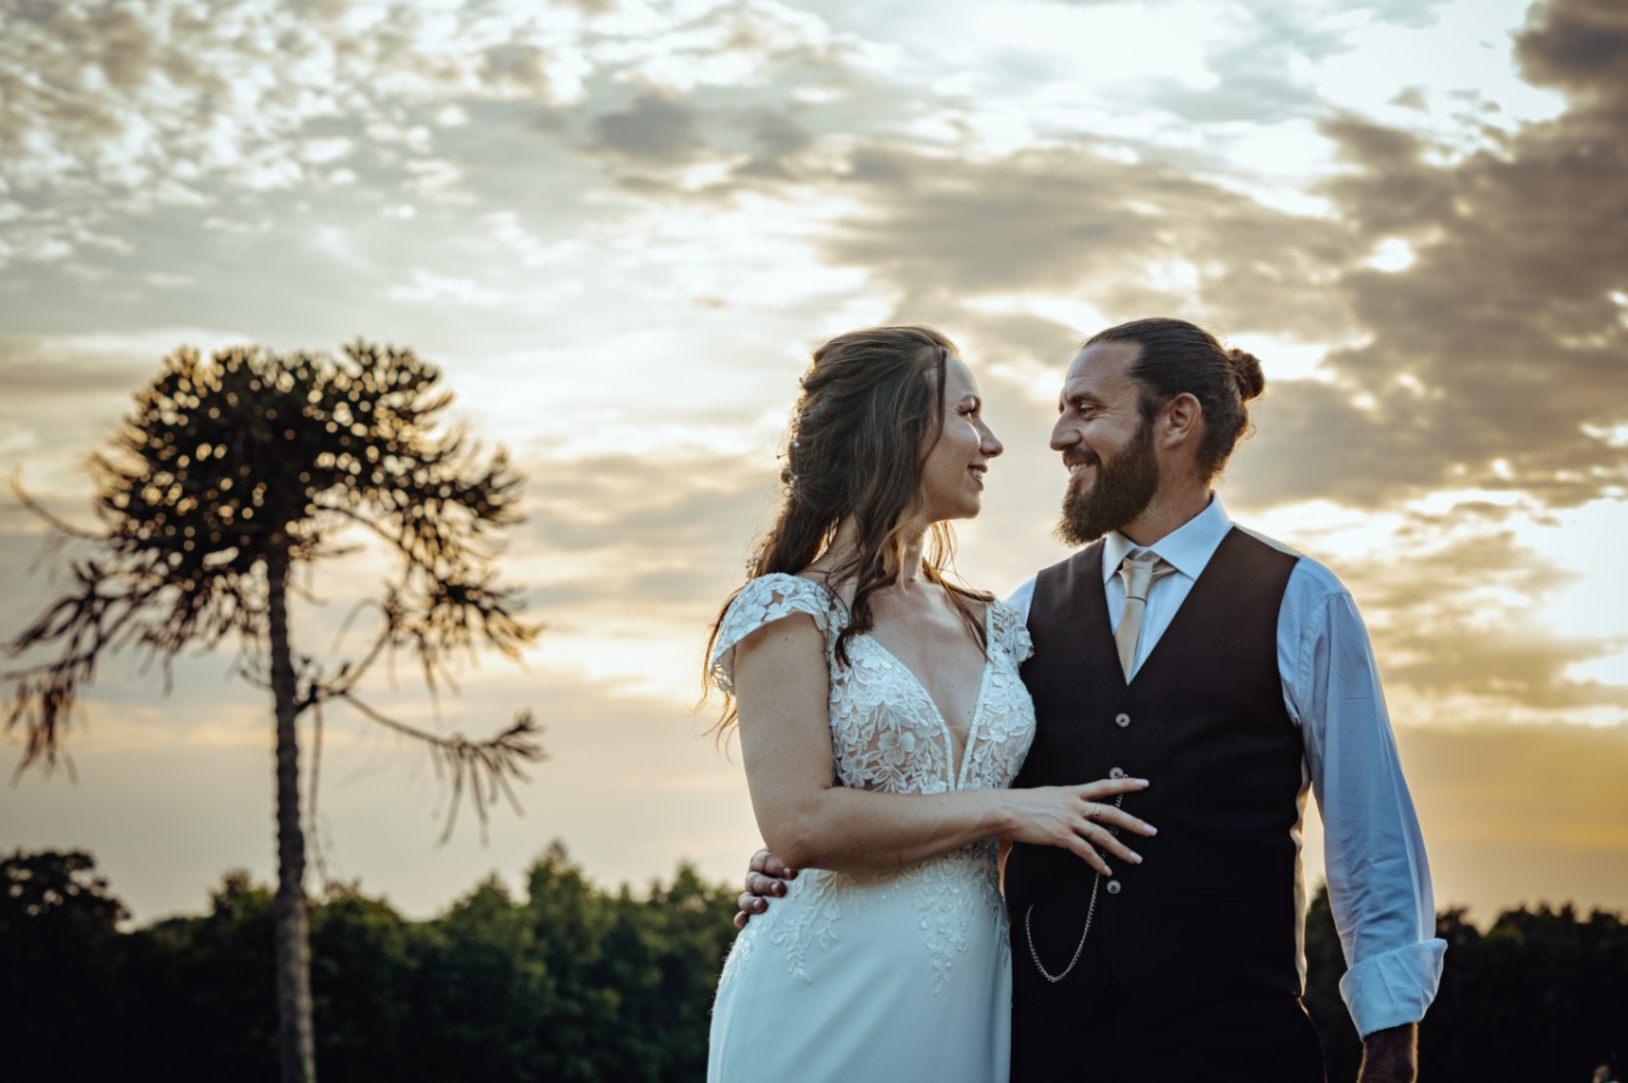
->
[267, 542, 316, 1083]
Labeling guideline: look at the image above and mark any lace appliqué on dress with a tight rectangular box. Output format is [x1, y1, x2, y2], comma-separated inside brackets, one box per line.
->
[713, 579, 1037, 995]
[710, 574, 836, 693]
[772, 870, 862, 985]
[957, 600, 1035, 795]
[904, 840, 1007, 994]
[715, 868, 863, 991]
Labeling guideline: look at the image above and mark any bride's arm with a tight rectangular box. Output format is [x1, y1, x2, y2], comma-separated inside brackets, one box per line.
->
[733, 612, 1153, 874]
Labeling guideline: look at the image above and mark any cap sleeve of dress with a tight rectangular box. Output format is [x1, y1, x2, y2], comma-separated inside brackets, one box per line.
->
[709, 574, 833, 694]
[990, 598, 1035, 664]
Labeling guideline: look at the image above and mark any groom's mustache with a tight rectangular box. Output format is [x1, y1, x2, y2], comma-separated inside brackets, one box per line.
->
[1063, 450, 1101, 470]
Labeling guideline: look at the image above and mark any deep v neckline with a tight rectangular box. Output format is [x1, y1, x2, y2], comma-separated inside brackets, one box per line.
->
[860, 602, 995, 788]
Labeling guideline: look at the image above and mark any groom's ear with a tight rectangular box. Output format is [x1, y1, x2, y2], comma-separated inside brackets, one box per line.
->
[1158, 392, 1205, 452]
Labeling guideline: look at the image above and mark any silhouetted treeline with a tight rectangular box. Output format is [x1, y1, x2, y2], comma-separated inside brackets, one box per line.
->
[2, 846, 733, 1082]
[1303, 885, 1626, 1082]
[3, 847, 1624, 1081]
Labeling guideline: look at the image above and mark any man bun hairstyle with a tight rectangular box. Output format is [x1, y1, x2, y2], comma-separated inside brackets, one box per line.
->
[1085, 317, 1266, 480]
[1225, 346, 1266, 401]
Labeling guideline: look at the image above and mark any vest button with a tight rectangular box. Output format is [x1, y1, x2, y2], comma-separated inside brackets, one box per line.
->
[1114, 712, 1131, 728]
[1106, 879, 1122, 895]
[1108, 767, 1126, 780]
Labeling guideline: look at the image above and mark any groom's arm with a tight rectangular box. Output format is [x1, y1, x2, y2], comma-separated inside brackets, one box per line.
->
[1357, 1025, 1418, 1083]
[1004, 577, 1037, 623]
[1289, 578, 1444, 1083]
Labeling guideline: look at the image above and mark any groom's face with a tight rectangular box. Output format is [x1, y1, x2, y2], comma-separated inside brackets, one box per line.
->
[1051, 341, 1161, 544]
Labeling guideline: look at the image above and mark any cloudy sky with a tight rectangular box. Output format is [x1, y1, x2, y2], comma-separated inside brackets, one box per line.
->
[2, 0, 1625, 926]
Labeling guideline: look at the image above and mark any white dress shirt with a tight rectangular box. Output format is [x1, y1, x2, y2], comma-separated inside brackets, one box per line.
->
[1006, 495, 1446, 1038]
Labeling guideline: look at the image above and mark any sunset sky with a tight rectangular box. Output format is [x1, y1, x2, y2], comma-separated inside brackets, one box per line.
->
[2, 0, 1625, 927]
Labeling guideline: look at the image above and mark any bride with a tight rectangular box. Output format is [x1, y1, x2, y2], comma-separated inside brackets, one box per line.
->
[704, 326, 1156, 1082]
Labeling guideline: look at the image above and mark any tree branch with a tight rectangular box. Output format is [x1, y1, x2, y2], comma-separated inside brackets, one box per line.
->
[336, 693, 544, 843]
[7, 474, 103, 541]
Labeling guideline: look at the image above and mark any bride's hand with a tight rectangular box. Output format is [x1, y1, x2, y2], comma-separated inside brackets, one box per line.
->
[1002, 778, 1156, 877]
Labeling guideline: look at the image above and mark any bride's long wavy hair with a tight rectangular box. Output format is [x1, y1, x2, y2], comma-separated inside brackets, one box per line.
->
[703, 325, 992, 738]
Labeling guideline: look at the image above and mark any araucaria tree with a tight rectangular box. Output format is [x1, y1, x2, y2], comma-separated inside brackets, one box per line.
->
[3, 343, 544, 1083]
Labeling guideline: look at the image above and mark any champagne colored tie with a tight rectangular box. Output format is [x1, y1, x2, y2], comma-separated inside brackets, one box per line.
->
[1115, 550, 1174, 679]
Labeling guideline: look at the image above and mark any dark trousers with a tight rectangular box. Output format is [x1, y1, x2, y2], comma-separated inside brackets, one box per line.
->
[1011, 976, 1327, 1083]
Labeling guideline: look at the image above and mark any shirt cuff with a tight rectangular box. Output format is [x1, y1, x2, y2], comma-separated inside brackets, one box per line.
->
[1338, 939, 1447, 1038]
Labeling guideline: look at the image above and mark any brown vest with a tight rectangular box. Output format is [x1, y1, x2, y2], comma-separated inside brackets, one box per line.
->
[1006, 528, 1306, 1020]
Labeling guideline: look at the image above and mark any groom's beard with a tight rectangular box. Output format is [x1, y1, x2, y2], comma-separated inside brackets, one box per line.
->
[1055, 418, 1160, 546]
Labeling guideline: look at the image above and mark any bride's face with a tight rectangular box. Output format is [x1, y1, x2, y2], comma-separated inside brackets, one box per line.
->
[917, 355, 1003, 523]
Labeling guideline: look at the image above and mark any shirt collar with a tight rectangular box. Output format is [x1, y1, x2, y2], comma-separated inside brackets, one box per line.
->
[1100, 494, 1233, 583]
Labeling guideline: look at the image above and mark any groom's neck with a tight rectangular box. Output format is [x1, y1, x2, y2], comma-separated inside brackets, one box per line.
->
[1118, 477, 1213, 549]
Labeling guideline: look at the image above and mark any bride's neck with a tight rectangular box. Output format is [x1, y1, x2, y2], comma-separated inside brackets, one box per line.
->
[820, 516, 929, 590]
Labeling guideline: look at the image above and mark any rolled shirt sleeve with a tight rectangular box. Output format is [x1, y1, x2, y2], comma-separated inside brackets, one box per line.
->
[1289, 586, 1447, 1037]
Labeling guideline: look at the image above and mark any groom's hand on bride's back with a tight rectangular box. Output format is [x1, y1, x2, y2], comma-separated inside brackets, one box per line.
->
[735, 847, 798, 929]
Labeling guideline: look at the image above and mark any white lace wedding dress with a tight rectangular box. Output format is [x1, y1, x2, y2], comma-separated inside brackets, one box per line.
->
[707, 573, 1037, 1083]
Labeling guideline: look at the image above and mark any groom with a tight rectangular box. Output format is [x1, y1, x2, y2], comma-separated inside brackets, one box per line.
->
[740, 318, 1444, 1082]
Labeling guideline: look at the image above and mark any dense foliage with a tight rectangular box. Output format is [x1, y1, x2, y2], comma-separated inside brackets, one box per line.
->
[4, 847, 1623, 1081]
[1304, 886, 1626, 1081]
